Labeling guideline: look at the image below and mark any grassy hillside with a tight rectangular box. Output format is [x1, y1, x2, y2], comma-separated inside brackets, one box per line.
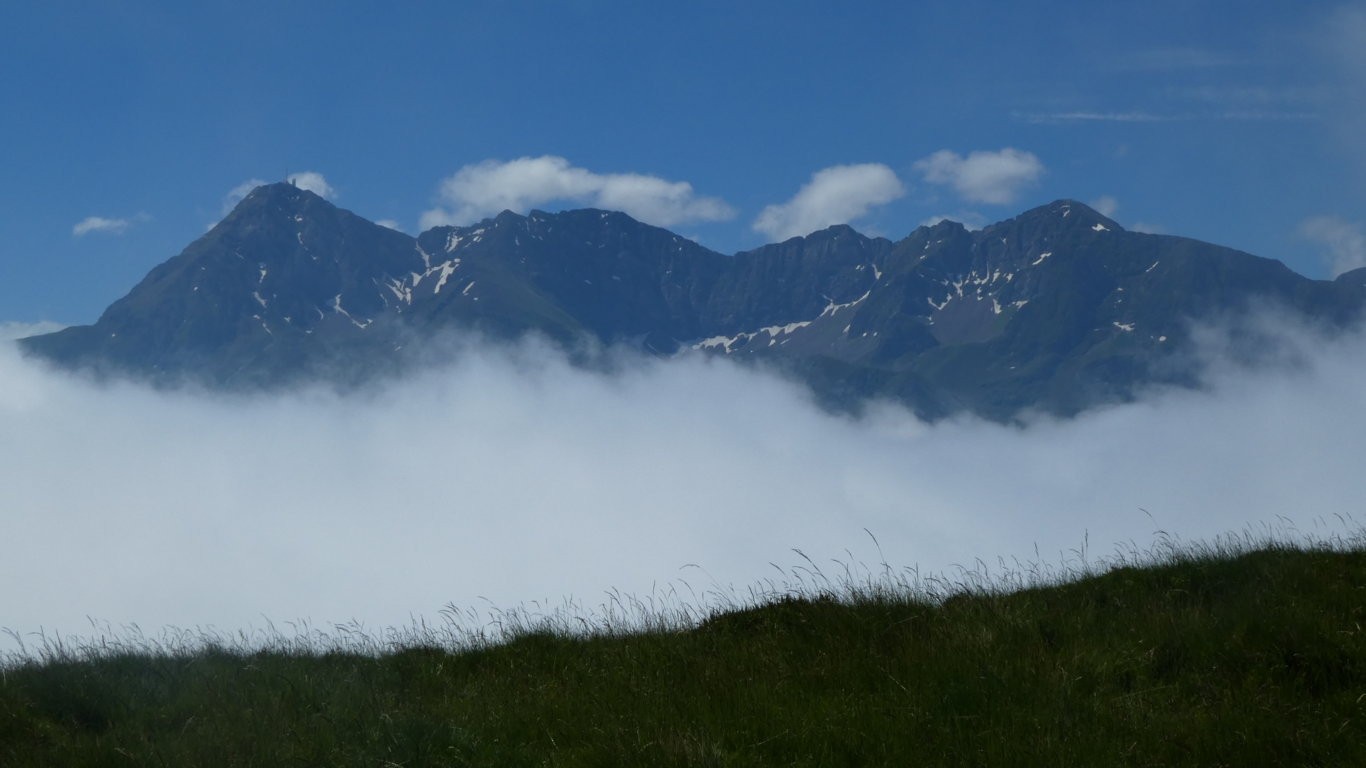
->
[3, 540, 1364, 766]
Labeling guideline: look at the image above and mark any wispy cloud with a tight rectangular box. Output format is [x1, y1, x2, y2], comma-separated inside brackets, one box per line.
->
[1114, 46, 1241, 72]
[1018, 110, 1316, 125]
[1301, 215, 1366, 277]
[752, 164, 905, 241]
[1214, 110, 1320, 122]
[1022, 40, 1327, 127]
[72, 213, 150, 237]
[420, 156, 735, 231]
[1176, 85, 1330, 108]
[72, 216, 131, 237]
[1019, 110, 1174, 124]
[914, 148, 1044, 205]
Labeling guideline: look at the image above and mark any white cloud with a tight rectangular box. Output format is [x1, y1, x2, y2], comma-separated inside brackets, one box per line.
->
[72, 216, 132, 237]
[752, 164, 905, 241]
[1301, 215, 1366, 276]
[914, 148, 1044, 205]
[286, 171, 336, 199]
[1089, 195, 1119, 218]
[2, 311, 1363, 654]
[375, 219, 403, 232]
[420, 156, 735, 231]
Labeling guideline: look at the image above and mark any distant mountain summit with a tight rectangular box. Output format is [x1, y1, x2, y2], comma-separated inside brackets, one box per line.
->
[22, 184, 1366, 419]
[25, 184, 419, 385]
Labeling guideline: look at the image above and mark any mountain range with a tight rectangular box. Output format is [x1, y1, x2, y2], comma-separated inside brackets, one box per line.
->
[21, 182, 1366, 420]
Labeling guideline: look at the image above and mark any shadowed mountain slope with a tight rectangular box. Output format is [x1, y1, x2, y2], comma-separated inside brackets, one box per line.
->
[22, 184, 1365, 419]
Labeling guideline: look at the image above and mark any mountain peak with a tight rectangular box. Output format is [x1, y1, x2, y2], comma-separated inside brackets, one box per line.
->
[216, 182, 338, 231]
[243, 180, 326, 203]
[1027, 199, 1122, 231]
[923, 218, 968, 235]
[817, 222, 861, 237]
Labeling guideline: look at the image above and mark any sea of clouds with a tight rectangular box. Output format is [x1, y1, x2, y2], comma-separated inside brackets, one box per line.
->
[1, 313, 1362, 654]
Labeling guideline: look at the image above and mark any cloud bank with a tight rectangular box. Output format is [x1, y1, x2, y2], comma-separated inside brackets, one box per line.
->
[752, 164, 905, 241]
[1, 314, 1362, 653]
[914, 148, 1044, 205]
[420, 156, 735, 231]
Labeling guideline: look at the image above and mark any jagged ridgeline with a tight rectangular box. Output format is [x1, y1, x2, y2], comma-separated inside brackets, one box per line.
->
[21, 183, 1366, 419]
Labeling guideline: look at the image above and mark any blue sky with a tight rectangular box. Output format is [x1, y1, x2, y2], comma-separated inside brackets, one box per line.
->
[4, 0, 1365, 325]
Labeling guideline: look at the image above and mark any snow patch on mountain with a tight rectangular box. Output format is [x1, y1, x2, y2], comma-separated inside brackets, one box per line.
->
[695, 290, 872, 354]
[434, 260, 460, 294]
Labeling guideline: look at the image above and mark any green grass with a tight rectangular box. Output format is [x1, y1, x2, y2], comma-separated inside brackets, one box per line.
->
[3, 534, 1365, 766]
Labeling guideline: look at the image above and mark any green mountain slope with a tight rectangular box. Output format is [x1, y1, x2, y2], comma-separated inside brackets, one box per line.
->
[3, 544, 1362, 765]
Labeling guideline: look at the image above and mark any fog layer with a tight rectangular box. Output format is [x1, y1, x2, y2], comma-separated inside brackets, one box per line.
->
[2, 317, 1360, 650]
